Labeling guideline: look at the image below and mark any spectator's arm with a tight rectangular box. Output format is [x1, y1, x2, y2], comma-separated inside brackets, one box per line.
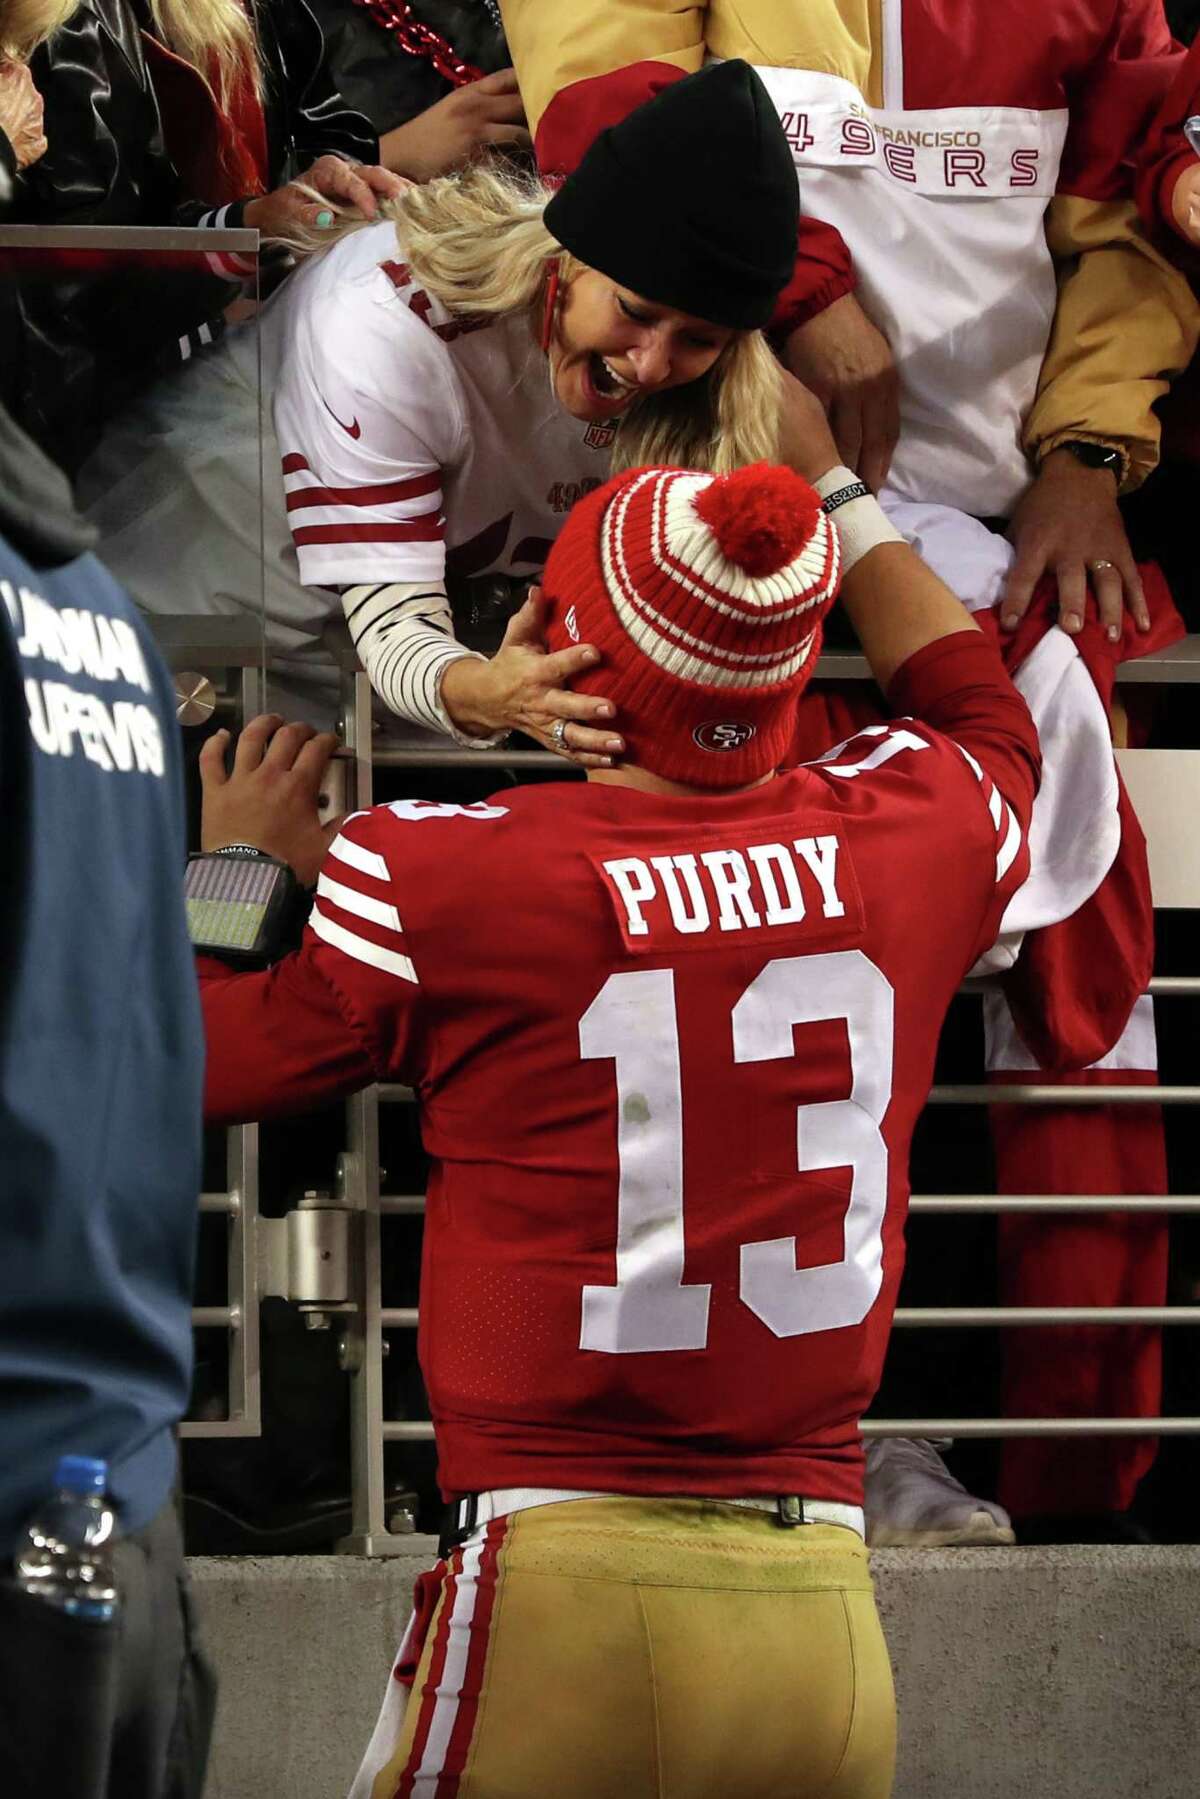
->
[380, 71, 532, 182]
[0, 58, 46, 170]
[1024, 1, 1200, 491]
[770, 223, 858, 336]
[499, 0, 703, 143]
[1134, 32, 1200, 252]
[342, 579, 501, 744]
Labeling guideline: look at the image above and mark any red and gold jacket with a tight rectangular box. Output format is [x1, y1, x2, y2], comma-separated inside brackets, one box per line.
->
[500, 0, 1199, 514]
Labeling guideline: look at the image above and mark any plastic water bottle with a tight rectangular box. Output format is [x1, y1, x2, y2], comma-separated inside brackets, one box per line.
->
[15, 1455, 119, 1622]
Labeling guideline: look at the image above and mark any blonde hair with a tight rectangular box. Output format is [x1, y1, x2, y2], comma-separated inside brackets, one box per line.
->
[1, 3, 259, 102]
[281, 161, 781, 473]
[1, 0, 76, 59]
[145, 0, 260, 105]
[609, 331, 781, 476]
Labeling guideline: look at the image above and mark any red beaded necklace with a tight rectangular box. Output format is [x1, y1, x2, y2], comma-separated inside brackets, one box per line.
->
[351, 0, 485, 88]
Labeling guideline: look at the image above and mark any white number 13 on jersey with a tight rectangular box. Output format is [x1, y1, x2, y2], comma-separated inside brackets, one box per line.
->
[578, 951, 894, 1353]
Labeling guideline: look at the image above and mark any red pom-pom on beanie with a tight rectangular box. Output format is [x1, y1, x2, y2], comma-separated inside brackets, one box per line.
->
[542, 461, 841, 788]
[691, 462, 823, 578]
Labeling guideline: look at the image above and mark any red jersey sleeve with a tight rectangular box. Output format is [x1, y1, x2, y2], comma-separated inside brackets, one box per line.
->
[200, 949, 380, 1124]
[884, 631, 1042, 957]
[199, 809, 433, 1123]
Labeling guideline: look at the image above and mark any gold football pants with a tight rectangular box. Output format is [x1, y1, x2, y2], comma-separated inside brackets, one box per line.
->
[374, 1496, 896, 1798]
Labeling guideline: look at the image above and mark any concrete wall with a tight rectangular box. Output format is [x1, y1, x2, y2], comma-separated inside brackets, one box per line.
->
[193, 1544, 1200, 1799]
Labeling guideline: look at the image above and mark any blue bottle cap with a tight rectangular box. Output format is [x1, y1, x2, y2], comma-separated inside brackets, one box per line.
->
[54, 1455, 107, 1495]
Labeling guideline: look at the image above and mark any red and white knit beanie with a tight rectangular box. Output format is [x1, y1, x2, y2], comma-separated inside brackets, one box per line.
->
[542, 462, 841, 787]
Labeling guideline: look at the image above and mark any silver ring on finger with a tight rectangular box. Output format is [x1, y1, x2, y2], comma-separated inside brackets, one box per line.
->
[1090, 559, 1115, 573]
[551, 718, 569, 750]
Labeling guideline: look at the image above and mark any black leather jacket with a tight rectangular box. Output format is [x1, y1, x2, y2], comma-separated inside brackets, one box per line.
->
[307, 0, 508, 135]
[256, 0, 379, 179]
[1, 0, 376, 474]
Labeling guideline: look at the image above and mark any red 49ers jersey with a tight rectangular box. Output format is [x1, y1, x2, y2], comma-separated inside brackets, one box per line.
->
[202, 635, 1039, 1504]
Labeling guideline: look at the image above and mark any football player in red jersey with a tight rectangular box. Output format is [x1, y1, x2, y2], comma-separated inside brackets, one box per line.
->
[194, 402, 1040, 1795]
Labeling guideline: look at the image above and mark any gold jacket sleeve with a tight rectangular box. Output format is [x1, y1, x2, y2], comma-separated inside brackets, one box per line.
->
[1025, 194, 1200, 491]
[499, 0, 706, 135]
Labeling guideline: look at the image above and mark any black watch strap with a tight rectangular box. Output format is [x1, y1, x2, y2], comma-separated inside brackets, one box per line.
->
[1056, 440, 1125, 480]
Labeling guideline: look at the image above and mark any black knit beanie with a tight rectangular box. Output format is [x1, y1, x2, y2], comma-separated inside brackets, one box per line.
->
[543, 60, 798, 331]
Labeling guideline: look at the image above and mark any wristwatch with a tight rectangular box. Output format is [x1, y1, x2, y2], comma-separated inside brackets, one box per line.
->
[184, 847, 304, 967]
[1054, 440, 1125, 482]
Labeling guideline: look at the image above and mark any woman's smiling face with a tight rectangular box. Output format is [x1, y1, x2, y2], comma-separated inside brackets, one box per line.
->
[547, 266, 736, 423]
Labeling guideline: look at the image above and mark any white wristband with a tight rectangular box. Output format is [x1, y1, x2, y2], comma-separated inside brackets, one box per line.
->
[814, 466, 905, 575]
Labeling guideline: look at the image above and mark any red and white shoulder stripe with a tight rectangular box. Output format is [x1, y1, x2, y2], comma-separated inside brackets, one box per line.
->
[953, 741, 1025, 889]
[308, 818, 418, 985]
[281, 453, 445, 554]
[805, 720, 1025, 889]
[807, 720, 935, 779]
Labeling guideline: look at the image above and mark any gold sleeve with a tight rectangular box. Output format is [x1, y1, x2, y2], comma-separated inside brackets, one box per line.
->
[499, 0, 707, 134]
[1025, 194, 1200, 491]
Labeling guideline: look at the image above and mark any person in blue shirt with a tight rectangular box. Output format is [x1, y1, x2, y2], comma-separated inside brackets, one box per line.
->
[0, 386, 213, 1798]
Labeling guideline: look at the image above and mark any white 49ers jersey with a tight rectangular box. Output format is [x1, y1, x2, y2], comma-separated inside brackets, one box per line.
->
[270, 221, 609, 590]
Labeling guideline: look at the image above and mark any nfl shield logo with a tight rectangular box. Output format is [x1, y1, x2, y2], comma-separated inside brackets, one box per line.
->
[584, 422, 616, 450]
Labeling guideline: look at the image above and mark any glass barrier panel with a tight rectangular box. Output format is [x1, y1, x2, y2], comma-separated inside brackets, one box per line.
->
[0, 223, 269, 722]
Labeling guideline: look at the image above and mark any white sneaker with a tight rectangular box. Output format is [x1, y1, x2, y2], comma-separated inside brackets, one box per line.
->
[865, 1438, 1016, 1547]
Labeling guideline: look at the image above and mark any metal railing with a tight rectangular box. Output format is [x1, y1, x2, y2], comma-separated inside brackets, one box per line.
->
[163, 629, 266, 1442]
[159, 626, 1200, 1552]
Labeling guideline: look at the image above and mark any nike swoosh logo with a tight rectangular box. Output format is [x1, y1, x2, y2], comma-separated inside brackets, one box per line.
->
[320, 393, 361, 439]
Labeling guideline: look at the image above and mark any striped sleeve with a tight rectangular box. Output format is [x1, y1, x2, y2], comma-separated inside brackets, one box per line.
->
[952, 741, 1027, 897]
[885, 631, 1040, 956]
[309, 822, 420, 988]
[282, 457, 446, 577]
[342, 582, 506, 746]
[273, 273, 466, 589]
[194, 203, 260, 283]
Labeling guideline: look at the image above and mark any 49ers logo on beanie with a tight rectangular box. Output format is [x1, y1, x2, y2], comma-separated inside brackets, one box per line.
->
[543, 461, 842, 789]
[694, 719, 756, 752]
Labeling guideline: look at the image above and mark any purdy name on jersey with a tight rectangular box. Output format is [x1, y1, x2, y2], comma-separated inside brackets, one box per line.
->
[600, 827, 853, 951]
[200, 642, 1039, 1508]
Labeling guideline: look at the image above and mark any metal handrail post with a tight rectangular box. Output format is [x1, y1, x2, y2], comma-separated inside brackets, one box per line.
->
[172, 629, 266, 1441]
[339, 1087, 406, 1553]
[337, 667, 413, 1553]
[184, 1130, 264, 1439]
[229, 655, 262, 1438]
[226, 1125, 261, 1433]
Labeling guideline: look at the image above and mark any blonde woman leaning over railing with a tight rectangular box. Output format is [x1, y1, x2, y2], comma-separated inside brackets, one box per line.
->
[80, 61, 797, 761]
